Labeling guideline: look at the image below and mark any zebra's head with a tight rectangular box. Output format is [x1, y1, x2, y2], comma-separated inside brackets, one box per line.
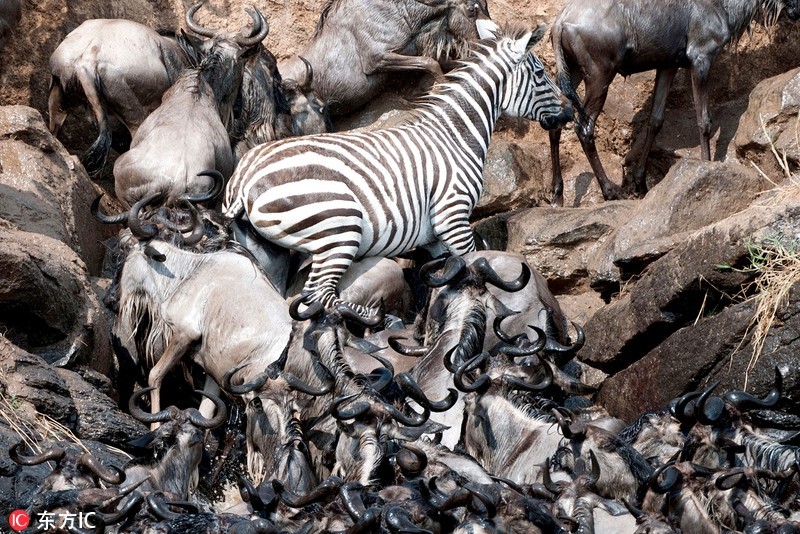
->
[477, 20, 573, 130]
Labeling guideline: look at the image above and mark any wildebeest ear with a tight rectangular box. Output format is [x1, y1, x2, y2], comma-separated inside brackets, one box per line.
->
[476, 18, 499, 39]
[128, 431, 157, 449]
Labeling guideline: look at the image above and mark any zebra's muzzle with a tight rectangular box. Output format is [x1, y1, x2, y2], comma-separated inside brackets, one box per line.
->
[539, 106, 574, 131]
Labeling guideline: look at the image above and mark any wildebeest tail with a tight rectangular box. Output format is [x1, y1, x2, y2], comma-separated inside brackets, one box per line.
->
[551, 22, 586, 124]
[76, 68, 112, 176]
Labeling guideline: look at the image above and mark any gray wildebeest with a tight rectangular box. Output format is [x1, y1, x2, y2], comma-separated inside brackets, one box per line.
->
[278, 0, 488, 115]
[548, 0, 800, 206]
[47, 2, 268, 176]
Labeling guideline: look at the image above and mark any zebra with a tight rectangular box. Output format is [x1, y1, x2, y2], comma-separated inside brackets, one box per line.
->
[222, 19, 573, 315]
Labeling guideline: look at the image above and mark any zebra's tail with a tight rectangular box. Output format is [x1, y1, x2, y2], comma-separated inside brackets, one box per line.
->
[551, 22, 586, 125]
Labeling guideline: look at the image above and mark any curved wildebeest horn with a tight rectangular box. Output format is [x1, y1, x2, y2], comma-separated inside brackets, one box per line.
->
[464, 482, 499, 518]
[670, 390, 702, 423]
[492, 313, 526, 346]
[186, 389, 227, 429]
[388, 336, 428, 357]
[180, 169, 225, 204]
[420, 255, 466, 287]
[453, 351, 490, 393]
[382, 399, 430, 427]
[695, 380, 725, 425]
[223, 361, 269, 395]
[289, 297, 324, 321]
[298, 55, 314, 91]
[501, 353, 553, 392]
[128, 387, 175, 424]
[236, 6, 270, 47]
[335, 302, 383, 328]
[715, 468, 746, 490]
[545, 322, 586, 364]
[471, 257, 531, 292]
[9, 442, 66, 466]
[274, 476, 343, 508]
[396, 444, 428, 477]
[365, 367, 393, 393]
[385, 505, 433, 534]
[91, 195, 128, 225]
[497, 325, 548, 359]
[586, 449, 600, 489]
[330, 393, 371, 420]
[92, 491, 146, 528]
[146, 491, 199, 520]
[724, 366, 783, 411]
[649, 461, 680, 494]
[542, 457, 561, 494]
[283, 365, 335, 396]
[79, 453, 126, 484]
[395, 372, 458, 412]
[552, 408, 585, 440]
[185, 2, 218, 37]
[179, 200, 205, 247]
[128, 192, 163, 239]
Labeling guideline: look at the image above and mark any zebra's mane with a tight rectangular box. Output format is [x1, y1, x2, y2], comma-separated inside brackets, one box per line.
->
[402, 22, 533, 123]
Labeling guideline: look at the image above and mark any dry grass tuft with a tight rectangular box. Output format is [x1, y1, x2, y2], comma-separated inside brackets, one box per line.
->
[0, 389, 88, 454]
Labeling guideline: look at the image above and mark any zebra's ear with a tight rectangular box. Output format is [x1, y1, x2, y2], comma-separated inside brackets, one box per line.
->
[476, 18, 499, 39]
[513, 23, 547, 55]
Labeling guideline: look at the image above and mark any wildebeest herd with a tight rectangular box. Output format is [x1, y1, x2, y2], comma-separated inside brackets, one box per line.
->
[7, 0, 800, 532]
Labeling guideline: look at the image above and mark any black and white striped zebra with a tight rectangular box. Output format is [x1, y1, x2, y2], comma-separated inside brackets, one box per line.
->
[223, 20, 572, 313]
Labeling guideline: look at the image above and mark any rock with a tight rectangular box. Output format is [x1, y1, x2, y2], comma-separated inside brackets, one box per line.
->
[0, 230, 112, 374]
[0, 106, 112, 274]
[583, 188, 800, 412]
[734, 67, 800, 179]
[602, 159, 771, 281]
[505, 201, 638, 294]
[56, 368, 147, 445]
[476, 138, 549, 216]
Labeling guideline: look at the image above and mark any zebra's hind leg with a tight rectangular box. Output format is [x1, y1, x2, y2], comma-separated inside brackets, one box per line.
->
[301, 249, 384, 323]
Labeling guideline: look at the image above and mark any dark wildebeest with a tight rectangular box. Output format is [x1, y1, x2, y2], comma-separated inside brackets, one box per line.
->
[278, 0, 488, 115]
[548, 0, 800, 206]
[47, 2, 268, 175]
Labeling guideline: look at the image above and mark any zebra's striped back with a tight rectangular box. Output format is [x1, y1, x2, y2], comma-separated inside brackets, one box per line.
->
[223, 21, 569, 313]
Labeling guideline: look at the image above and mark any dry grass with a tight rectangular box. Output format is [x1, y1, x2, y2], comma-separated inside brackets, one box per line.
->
[0, 389, 88, 455]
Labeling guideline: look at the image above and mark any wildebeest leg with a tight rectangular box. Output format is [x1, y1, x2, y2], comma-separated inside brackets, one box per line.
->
[74, 64, 112, 176]
[199, 375, 221, 420]
[690, 61, 713, 161]
[549, 128, 565, 207]
[47, 77, 68, 137]
[370, 52, 444, 79]
[576, 74, 625, 201]
[147, 332, 194, 429]
[629, 67, 677, 197]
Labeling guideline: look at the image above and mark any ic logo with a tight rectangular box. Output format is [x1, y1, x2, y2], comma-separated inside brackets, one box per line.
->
[8, 510, 29, 532]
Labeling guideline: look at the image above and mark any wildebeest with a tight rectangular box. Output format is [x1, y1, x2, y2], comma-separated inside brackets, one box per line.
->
[548, 0, 800, 206]
[278, 0, 488, 115]
[47, 2, 269, 175]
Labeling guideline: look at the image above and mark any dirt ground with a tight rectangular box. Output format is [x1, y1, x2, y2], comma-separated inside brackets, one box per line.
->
[1, 0, 799, 206]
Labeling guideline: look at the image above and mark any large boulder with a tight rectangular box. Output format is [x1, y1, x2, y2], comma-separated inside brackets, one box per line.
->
[0, 230, 112, 374]
[0, 106, 110, 274]
[734, 67, 800, 179]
